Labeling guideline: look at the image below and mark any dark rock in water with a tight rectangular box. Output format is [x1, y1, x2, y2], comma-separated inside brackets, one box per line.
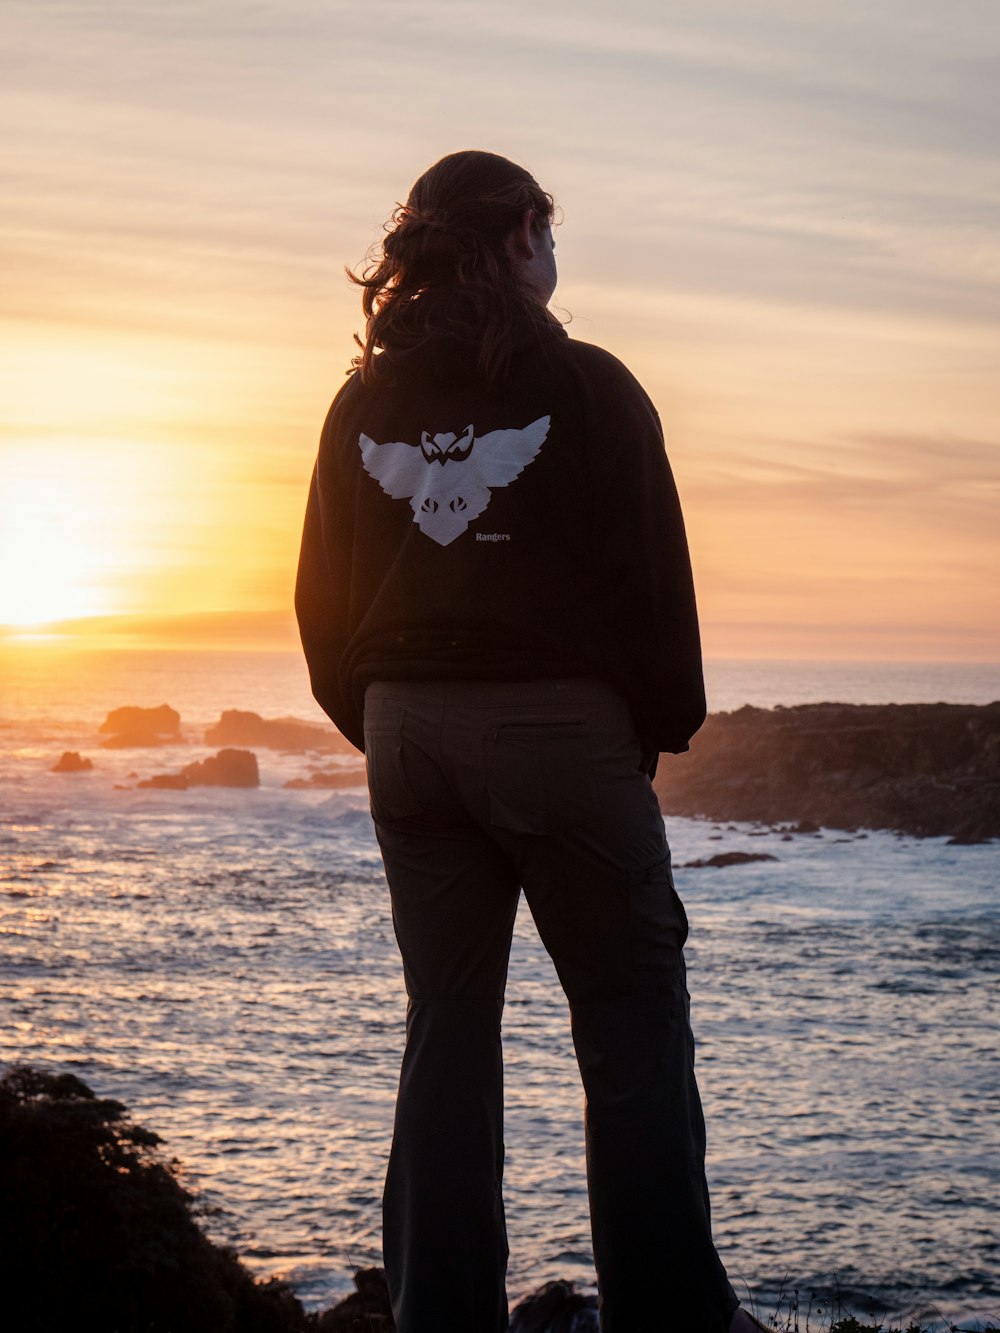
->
[654, 702, 1000, 841]
[284, 764, 367, 790]
[52, 750, 93, 773]
[205, 709, 349, 753]
[137, 749, 259, 790]
[681, 851, 779, 869]
[509, 1279, 599, 1331]
[99, 703, 182, 748]
[316, 1267, 394, 1330]
[181, 748, 259, 788]
[137, 772, 190, 790]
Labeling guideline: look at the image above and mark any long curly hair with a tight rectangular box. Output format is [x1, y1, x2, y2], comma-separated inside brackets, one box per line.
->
[349, 150, 559, 385]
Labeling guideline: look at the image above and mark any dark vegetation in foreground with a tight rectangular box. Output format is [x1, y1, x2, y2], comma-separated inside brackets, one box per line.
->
[1, 1066, 994, 1333]
[655, 703, 1000, 843]
[0, 1065, 314, 1332]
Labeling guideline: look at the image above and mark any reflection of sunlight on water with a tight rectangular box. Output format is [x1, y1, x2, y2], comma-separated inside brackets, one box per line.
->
[2, 772, 996, 1317]
[1, 656, 998, 1317]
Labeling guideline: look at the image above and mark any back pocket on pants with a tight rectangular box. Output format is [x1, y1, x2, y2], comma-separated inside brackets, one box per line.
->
[484, 721, 598, 834]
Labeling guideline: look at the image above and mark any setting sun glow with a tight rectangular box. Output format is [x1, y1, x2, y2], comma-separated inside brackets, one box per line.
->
[2, 1, 999, 661]
[0, 447, 115, 626]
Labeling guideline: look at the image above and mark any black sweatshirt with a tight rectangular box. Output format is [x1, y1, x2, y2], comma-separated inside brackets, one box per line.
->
[295, 324, 705, 755]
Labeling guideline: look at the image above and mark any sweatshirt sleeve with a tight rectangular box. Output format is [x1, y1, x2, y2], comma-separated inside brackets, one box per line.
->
[581, 352, 706, 754]
[294, 457, 366, 753]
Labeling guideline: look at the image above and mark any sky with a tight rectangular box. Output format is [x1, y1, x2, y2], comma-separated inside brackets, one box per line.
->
[2, 0, 999, 659]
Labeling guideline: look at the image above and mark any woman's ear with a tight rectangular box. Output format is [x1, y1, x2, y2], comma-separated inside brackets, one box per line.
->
[506, 209, 537, 261]
[505, 208, 557, 303]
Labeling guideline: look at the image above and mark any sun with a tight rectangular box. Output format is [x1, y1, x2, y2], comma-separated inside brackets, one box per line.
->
[0, 446, 114, 627]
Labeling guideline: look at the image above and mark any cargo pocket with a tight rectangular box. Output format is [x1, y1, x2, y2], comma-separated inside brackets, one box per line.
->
[627, 851, 689, 971]
[483, 719, 599, 834]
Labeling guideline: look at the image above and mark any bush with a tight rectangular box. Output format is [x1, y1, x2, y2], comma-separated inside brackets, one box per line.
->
[0, 1064, 309, 1332]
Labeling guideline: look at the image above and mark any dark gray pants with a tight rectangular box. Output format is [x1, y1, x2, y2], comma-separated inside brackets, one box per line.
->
[364, 679, 737, 1333]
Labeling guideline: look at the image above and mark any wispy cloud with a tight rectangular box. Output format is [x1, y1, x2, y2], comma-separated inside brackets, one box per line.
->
[3, 0, 999, 654]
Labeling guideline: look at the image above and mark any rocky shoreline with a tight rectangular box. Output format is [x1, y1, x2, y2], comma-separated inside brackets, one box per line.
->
[653, 702, 1000, 842]
[48, 700, 1000, 842]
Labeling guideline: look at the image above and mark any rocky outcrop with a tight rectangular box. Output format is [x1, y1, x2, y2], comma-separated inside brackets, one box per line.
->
[679, 851, 778, 869]
[316, 1268, 393, 1330]
[136, 772, 189, 790]
[509, 1279, 598, 1331]
[137, 748, 259, 790]
[205, 710, 348, 753]
[316, 1269, 600, 1332]
[182, 748, 259, 787]
[284, 764, 366, 790]
[99, 704, 181, 748]
[52, 751, 93, 773]
[654, 702, 1000, 842]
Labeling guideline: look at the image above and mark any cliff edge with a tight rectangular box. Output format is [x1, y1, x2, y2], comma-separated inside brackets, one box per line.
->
[653, 702, 1000, 841]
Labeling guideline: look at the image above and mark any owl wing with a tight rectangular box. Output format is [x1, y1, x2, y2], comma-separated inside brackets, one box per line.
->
[358, 435, 427, 500]
[471, 416, 550, 489]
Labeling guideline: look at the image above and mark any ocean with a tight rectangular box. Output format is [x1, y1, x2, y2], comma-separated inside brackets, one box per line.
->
[1, 649, 997, 1321]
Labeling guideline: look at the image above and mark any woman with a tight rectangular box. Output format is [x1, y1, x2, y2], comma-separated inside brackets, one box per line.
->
[296, 150, 746, 1333]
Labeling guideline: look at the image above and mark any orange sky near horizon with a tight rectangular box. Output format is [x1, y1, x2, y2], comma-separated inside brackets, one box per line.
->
[3, 0, 999, 662]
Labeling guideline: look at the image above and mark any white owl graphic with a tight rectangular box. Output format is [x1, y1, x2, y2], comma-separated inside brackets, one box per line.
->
[359, 415, 550, 546]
